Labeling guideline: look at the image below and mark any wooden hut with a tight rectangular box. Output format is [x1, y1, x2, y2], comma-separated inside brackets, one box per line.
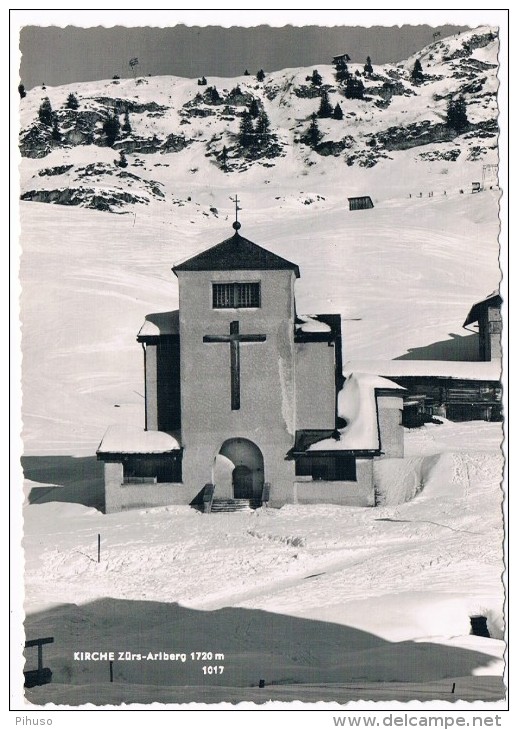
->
[348, 196, 374, 211]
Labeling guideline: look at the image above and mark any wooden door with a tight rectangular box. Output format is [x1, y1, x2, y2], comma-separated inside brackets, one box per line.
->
[233, 465, 254, 499]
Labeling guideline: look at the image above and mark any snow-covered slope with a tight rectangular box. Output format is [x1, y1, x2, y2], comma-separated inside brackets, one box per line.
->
[18, 26, 499, 211]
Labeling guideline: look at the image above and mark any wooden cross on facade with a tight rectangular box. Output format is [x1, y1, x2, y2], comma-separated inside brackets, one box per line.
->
[203, 321, 266, 410]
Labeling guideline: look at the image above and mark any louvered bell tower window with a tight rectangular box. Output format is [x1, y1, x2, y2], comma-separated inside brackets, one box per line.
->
[213, 282, 261, 309]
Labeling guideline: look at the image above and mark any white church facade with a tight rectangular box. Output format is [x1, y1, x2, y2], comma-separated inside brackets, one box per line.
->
[97, 221, 404, 513]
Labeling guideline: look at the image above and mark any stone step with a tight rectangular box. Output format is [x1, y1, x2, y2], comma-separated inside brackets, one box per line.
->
[210, 498, 253, 513]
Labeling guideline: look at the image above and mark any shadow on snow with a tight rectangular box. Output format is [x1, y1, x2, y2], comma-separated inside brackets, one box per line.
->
[24, 597, 505, 705]
[22, 455, 104, 510]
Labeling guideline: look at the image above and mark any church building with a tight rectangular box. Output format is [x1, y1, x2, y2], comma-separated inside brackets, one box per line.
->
[97, 219, 404, 513]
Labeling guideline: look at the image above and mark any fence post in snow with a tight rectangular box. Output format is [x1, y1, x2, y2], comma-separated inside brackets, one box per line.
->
[98, 534, 101, 563]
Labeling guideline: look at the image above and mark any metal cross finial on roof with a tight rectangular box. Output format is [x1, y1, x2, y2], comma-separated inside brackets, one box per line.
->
[230, 194, 242, 231]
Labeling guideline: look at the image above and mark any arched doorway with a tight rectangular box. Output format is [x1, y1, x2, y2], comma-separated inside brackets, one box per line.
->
[217, 438, 264, 501]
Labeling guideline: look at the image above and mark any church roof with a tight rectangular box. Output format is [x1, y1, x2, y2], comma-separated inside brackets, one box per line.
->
[97, 425, 181, 454]
[137, 310, 179, 342]
[172, 231, 300, 277]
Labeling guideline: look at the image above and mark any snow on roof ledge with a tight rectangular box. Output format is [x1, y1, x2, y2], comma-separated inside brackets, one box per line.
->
[138, 310, 179, 338]
[295, 314, 331, 333]
[344, 360, 501, 381]
[97, 425, 181, 454]
[308, 373, 402, 452]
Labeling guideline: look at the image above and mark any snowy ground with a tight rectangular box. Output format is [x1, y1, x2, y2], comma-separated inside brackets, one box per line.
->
[21, 420, 505, 706]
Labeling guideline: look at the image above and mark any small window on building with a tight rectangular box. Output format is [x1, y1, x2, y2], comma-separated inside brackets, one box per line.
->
[123, 455, 182, 484]
[213, 282, 261, 309]
[295, 455, 356, 481]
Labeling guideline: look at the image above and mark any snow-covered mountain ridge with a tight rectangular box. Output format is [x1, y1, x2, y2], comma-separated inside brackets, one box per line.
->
[19, 26, 499, 212]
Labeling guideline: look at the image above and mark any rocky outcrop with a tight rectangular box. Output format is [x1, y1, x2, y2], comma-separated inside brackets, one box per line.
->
[443, 31, 498, 61]
[161, 133, 191, 153]
[20, 187, 152, 211]
[293, 85, 325, 99]
[375, 121, 463, 151]
[118, 171, 165, 198]
[314, 137, 354, 156]
[370, 81, 414, 100]
[38, 164, 73, 177]
[182, 107, 216, 118]
[19, 125, 53, 158]
[92, 97, 169, 115]
[419, 148, 462, 162]
[21, 162, 165, 212]
[113, 136, 163, 154]
[225, 87, 256, 106]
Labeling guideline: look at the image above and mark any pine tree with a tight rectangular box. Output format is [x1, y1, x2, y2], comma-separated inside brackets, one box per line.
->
[122, 108, 132, 134]
[411, 59, 424, 82]
[310, 69, 322, 86]
[239, 111, 255, 147]
[446, 95, 469, 131]
[103, 112, 120, 146]
[220, 145, 229, 170]
[66, 93, 79, 109]
[117, 150, 128, 168]
[332, 103, 344, 120]
[317, 90, 333, 118]
[18, 84, 27, 99]
[345, 77, 365, 100]
[244, 69, 250, 76]
[364, 56, 373, 75]
[303, 114, 322, 148]
[51, 115, 61, 141]
[256, 69, 265, 82]
[205, 86, 221, 104]
[334, 58, 350, 83]
[255, 111, 271, 145]
[38, 97, 53, 126]
[249, 98, 260, 118]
